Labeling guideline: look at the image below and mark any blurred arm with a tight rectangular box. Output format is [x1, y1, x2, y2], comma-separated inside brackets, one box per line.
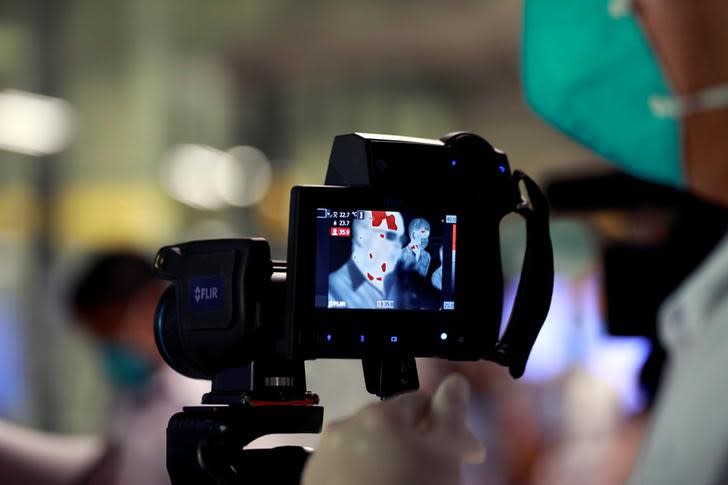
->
[0, 419, 103, 485]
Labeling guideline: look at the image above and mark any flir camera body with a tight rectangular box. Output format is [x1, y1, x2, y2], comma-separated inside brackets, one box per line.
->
[153, 132, 554, 484]
[155, 132, 552, 379]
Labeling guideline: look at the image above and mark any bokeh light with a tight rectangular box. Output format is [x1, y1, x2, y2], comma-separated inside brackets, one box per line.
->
[0, 89, 76, 156]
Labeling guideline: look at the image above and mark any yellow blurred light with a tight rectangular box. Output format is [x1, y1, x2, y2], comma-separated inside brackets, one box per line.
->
[253, 171, 296, 243]
[0, 183, 38, 239]
[55, 183, 180, 249]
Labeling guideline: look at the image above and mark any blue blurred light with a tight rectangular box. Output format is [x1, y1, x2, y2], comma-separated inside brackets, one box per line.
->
[360, 334, 365, 343]
[0, 296, 25, 418]
[498, 165, 506, 173]
[326, 334, 332, 343]
[451, 159, 457, 167]
[390, 336, 398, 343]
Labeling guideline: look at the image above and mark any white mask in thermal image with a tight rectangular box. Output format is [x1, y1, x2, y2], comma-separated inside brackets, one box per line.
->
[409, 226, 430, 259]
[351, 210, 405, 292]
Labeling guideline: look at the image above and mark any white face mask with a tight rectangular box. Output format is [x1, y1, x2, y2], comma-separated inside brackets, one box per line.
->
[410, 227, 430, 252]
[523, 0, 728, 206]
[351, 211, 404, 292]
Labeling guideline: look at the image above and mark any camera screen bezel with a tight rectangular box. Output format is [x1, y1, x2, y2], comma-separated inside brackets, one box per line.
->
[288, 185, 485, 360]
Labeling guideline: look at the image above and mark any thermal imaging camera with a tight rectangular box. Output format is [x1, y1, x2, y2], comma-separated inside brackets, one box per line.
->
[152, 132, 554, 484]
[154, 132, 553, 379]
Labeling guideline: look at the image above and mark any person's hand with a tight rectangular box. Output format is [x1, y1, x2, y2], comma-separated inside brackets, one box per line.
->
[302, 373, 486, 485]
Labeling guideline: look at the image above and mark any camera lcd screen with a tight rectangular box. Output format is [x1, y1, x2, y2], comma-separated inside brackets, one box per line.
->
[314, 208, 457, 311]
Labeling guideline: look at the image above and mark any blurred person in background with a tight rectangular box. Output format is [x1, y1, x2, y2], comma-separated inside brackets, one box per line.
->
[0, 251, 207, 485]
[303, 1, 728, 484]
[530, 169, 726, 484]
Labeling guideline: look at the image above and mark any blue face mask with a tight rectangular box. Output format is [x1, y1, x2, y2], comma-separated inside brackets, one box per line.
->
[101, 344, 155, 391]
[522, 0, 682, 187]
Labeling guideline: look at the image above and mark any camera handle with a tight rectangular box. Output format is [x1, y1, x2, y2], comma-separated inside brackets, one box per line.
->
[494, 170, 554, 378]
[166, 360, 323, 485]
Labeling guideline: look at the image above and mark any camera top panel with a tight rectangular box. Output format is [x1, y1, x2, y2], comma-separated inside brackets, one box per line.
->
[325, 133, 515, 205]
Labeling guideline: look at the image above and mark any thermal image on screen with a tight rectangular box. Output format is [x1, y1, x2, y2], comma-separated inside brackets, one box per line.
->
[314, 208, 457, 310]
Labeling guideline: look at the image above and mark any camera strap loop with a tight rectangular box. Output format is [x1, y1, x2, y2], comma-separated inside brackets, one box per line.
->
[496, 170, 554, 378]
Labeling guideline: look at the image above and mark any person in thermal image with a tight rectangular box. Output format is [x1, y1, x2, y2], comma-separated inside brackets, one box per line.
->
[431, 245, 443, 291]
[328, 210, 405, 309]
[400, 218, 431, 278]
